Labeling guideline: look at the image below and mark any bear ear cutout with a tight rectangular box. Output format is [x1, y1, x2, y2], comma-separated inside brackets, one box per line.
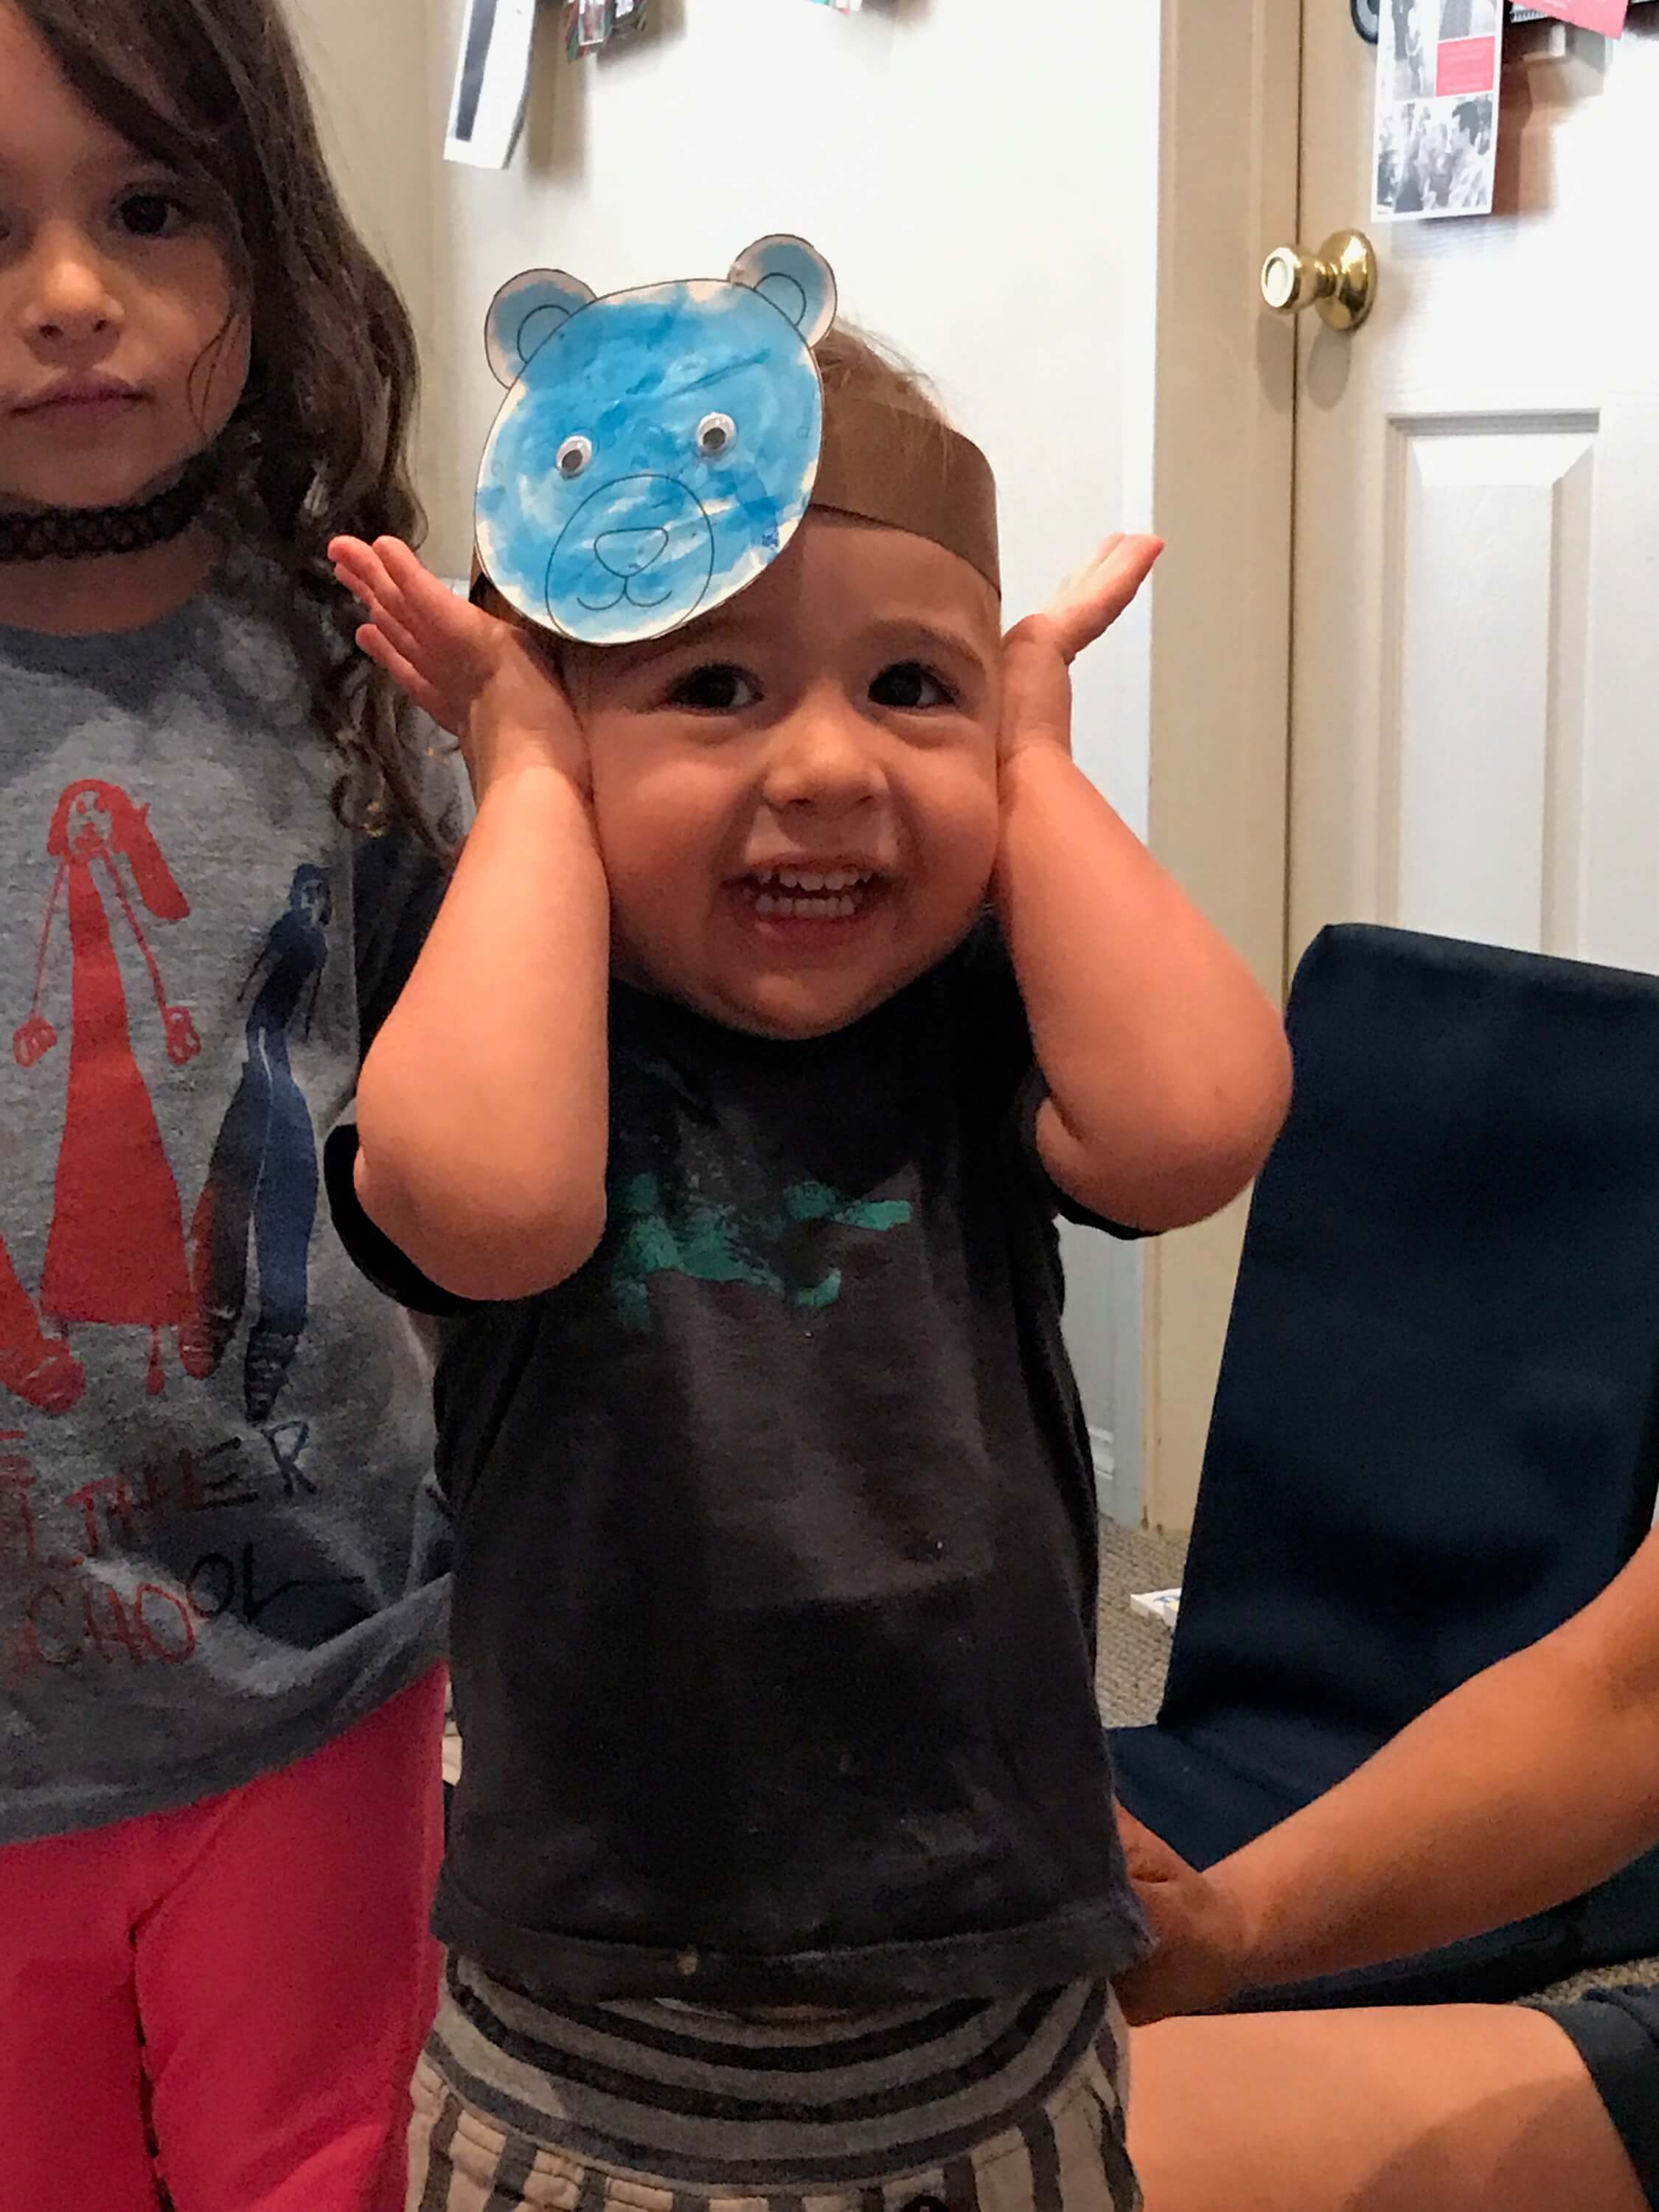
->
[484, 268, 597, 386]
[728, 235, 838, 349]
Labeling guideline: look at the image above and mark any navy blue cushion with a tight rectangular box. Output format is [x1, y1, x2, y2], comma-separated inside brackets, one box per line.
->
[1111, 924, 1659, 2007]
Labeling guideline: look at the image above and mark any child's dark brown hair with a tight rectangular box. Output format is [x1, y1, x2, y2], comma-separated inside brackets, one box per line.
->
[17, 0, 433, 842]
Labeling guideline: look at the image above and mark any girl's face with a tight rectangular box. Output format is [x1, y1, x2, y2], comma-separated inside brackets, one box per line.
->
[569, 514, 1005, 1041]
[0, 2, 248, 515]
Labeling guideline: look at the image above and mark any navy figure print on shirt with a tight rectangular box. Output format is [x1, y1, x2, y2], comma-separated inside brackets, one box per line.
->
[185, 866, 332, 1422]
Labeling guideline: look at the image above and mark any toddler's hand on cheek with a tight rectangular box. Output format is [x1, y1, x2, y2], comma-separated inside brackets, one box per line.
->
[330, 537, 590, 803]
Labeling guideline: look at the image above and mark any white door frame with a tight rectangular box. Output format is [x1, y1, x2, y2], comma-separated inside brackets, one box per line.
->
[1130, 0, 1302, 1531]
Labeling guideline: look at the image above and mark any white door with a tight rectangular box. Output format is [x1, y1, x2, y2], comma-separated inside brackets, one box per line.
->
[1289, 13, 1659, 970]
[1139, 6, 1659, 1530]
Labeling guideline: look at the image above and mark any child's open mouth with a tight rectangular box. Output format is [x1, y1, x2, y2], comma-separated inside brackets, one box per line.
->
[733, 866, 882, 922]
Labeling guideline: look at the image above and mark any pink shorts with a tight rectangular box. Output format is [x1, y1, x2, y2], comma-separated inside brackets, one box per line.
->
[0, 1667, 445, 2212]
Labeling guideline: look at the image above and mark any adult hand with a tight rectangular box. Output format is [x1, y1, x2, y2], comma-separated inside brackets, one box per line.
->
[1113, 1805, 1253, 2025]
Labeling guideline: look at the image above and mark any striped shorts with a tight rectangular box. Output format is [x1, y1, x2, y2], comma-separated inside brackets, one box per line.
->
[407, 1959, 1138, 2212]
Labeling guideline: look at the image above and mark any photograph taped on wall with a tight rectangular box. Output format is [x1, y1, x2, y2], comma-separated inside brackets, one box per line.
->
[445, 0, 539, 169]
[564, 1, 650, 58]
[1374, 0, 1502, 219]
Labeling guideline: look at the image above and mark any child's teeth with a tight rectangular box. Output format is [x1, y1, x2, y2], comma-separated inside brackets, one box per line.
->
[769, 869, 869, 891]
[743, 872, 874, 919]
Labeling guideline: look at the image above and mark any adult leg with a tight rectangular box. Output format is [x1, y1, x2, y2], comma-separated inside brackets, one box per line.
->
[1128, 2004, 1649, 2212]
[0, 1823, 166, 2211]
[136, 1669, 446, 2212]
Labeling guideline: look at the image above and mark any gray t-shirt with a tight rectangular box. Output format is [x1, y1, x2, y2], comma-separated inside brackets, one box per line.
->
[0, 554, 451, 1843]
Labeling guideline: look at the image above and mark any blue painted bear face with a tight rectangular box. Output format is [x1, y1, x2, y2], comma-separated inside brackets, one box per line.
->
[476, 237, 838, 647]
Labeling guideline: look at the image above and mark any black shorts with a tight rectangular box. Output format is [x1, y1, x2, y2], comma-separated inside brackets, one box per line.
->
[1536, 1985, 1659, 2209]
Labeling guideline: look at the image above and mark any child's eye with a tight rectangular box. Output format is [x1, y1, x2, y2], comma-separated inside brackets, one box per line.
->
[870, 662, 954, 711]
[115, 189, 192, 240]
[668, 663, 759, 712]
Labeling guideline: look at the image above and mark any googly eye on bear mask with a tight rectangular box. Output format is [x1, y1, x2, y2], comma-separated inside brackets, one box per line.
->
[475, 235, 838, 648]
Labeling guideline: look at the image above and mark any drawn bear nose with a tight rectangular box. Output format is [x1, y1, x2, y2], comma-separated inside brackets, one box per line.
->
[594, 526, 670, 577]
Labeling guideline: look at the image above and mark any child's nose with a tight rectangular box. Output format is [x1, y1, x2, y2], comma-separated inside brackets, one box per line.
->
[27, 225, 123, 350]
[761, 701, 885, 815]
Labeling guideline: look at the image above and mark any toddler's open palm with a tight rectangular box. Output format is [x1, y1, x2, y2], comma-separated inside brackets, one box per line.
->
[1000, 532, 1163, 766]
[330, 536, 587, 798]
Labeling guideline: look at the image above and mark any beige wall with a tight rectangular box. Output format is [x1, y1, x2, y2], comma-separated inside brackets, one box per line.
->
[279, 0, 445, 528]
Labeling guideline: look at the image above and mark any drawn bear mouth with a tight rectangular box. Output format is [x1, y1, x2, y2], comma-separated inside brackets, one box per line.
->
[554, 476, 717, 628]
[577, 570, 681, 614]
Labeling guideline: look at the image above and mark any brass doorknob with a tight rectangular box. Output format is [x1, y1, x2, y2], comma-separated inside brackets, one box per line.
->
[1260, 229, 1377, 331]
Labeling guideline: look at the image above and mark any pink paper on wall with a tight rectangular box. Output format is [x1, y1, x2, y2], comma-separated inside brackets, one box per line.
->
[1521, 0, 1628, 27]
[1436, 34, 1498, 90]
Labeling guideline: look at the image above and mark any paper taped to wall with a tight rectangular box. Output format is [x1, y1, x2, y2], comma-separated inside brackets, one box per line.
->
[565, 0, 651, 58]
[446, 0, 539, 170]
[1374, 0, 1501, 220]
[1511, 0, 1646, 23]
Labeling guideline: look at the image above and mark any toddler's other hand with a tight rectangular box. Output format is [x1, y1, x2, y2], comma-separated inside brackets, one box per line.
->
[330, 537, 588, 801]
[998, 533, 1162, 769]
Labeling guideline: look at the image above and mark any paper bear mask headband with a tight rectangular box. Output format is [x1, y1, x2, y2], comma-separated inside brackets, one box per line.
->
[473, 234, 1000, 649]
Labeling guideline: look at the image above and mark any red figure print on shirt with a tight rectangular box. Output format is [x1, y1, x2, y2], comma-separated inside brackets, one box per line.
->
[13, 781, 203, 1398]
[0, 1230, 83, 1414]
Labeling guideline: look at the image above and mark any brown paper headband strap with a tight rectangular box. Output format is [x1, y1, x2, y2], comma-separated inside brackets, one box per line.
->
[810, 395, 1001, 597]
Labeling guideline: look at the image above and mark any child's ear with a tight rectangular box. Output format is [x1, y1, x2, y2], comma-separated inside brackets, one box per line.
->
[484, 269, 597, 386]
[728, 235, 838, 349]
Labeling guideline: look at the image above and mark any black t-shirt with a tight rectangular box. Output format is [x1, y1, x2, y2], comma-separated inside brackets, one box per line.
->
[326, 924, 1150, 2006]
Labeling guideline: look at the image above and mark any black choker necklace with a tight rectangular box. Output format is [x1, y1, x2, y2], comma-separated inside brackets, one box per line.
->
[0, 452, 219, 565]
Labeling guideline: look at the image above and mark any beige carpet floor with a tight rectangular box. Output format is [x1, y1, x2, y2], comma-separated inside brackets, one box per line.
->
[1096, 1519, 1188, 1727]
[1091, 1519, 1659, 2003]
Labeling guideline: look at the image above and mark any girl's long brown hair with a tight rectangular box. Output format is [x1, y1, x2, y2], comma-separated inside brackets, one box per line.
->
[18, 0, 435, 844]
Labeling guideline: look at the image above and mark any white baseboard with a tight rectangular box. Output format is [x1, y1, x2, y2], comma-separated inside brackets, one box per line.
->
[1091, 1425, 1131, 1523]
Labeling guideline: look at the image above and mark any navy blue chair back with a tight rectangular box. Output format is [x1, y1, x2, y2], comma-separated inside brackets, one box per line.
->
[1112, 925, 1659, 2004]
